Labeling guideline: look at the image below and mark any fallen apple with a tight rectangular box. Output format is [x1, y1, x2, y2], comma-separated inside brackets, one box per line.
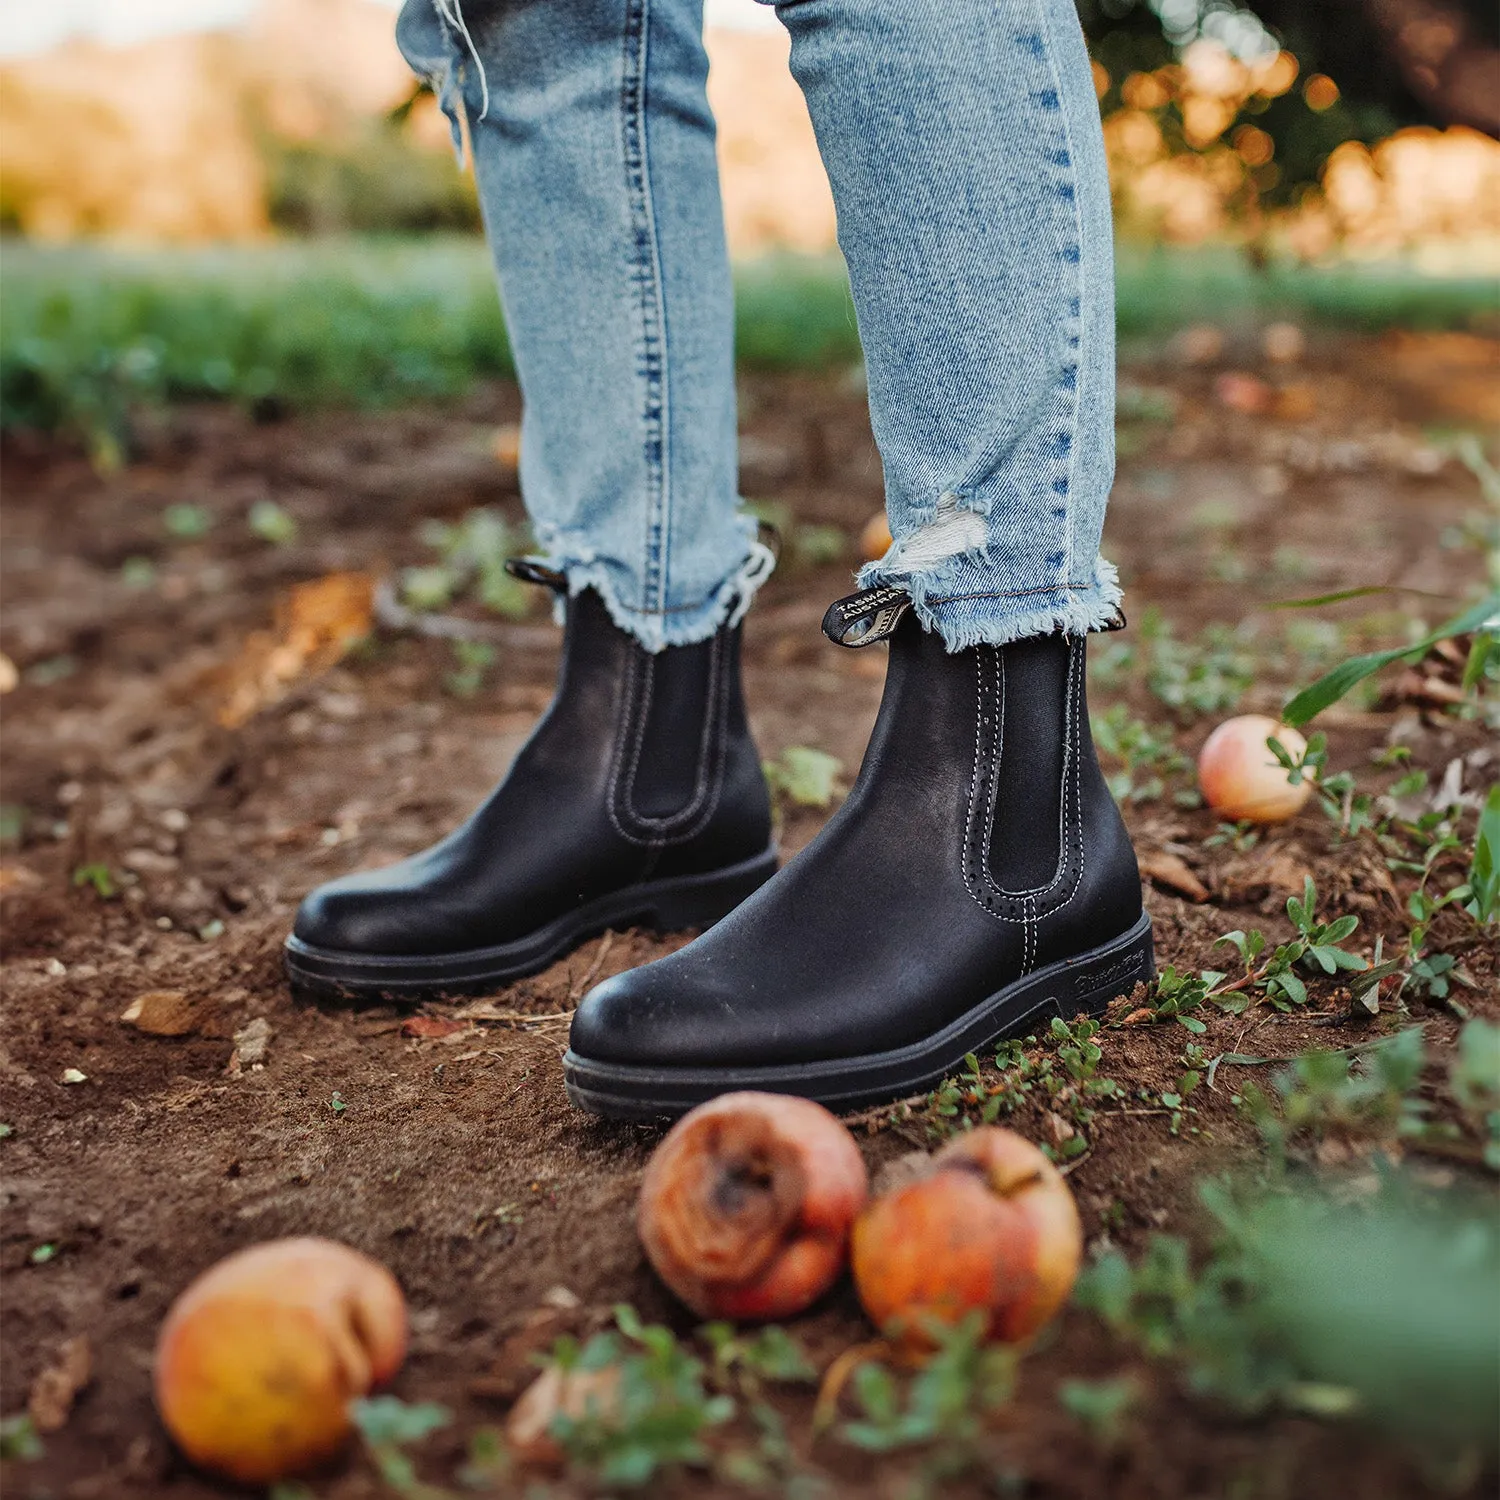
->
[859, 512, 893, 563]
[1197, 714, 1312, 823]
[851, 1127, 1081, 1354]
[154, 1237, 407, 1483]
[637, 1091, 869, 1321]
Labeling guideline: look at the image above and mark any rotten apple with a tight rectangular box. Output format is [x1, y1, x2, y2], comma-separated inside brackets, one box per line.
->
[852, 1127, 1082, 1354]
[154, 1236, 407, 1483]
[637, 1091, 869, 1321]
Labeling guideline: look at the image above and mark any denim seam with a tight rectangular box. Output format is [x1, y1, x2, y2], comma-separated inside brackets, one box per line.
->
[929, 581, 1101, 606]
[620, 0, 670, 618]
[1036, 0, 1086, 589]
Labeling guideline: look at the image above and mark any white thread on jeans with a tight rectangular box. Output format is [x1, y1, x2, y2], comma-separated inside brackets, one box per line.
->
[728, 540, 778, 627]
[435, 0, 490, 120]
[881, 492, 987, 574]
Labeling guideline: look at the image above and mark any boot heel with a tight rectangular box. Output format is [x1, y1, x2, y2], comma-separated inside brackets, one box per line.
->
[641, 848, 780, 934]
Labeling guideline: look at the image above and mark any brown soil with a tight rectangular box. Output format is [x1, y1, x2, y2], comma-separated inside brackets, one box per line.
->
[2, 332, 1496, 1499]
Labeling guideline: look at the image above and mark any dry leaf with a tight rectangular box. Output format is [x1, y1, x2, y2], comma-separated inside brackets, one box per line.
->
[400, 1015, 470, 1041]
[0, 865, 41, 894]
[120, 990, 202, 1037]
[506, 1364, 622, 1467]
[216, 572, 374, 729]
[1139, 850, 1210, 903]
[28, 1335, 92, 1432]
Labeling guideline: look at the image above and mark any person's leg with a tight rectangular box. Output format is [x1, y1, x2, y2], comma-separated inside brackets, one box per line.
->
[396, 0, 768, 644]
[286, 0, 775, 1003]
[782, 0, 1120, 647]
[566, 0, 1151, 1117]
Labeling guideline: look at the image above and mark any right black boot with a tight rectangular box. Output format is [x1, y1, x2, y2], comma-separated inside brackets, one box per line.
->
[285, 571, 776, 1003]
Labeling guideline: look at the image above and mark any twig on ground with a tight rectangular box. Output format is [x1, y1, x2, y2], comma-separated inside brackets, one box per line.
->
[569, 931, 616, 1002]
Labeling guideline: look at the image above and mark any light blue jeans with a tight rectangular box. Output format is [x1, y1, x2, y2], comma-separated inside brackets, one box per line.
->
[397, 0, 1121, 652]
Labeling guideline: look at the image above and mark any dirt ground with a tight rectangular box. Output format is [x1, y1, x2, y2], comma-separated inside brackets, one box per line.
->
[2, 331, 1497, 1498]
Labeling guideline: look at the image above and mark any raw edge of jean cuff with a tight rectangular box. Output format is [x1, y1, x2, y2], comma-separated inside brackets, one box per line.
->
[550, 540, 776, 654]
[863, 556, 1123, 653]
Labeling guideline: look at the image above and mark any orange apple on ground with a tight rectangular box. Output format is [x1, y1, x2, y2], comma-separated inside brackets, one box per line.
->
[859, 512, 893, 563]
[637, 1091, 869, 1321]
[852, 1127, 1081, 1355]
[154, 1237, 407, 1483]
[1197, 714, 1312, 823]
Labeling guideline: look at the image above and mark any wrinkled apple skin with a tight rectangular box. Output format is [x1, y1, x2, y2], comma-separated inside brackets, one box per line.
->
[638, 1091, 869, 1321]
[852, 1127, 1082, 1353]
[1198, 715, 1311, 824]
[154, 1237, 407, 1483]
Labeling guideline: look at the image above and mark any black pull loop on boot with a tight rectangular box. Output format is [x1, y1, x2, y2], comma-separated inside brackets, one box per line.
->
[285, 580, 775, 1003]
[565, 600, 1153, 1118]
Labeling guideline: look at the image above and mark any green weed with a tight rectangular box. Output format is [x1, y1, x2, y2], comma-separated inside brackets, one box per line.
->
[762, 746, 844, 812]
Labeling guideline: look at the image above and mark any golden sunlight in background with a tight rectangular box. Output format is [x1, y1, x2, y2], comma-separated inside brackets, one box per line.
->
[0, 0, 1495, 264]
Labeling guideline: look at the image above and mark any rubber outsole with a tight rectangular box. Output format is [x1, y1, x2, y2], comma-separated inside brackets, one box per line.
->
[563, 911, 1155, 1119]
[283, 846, 780, 1004]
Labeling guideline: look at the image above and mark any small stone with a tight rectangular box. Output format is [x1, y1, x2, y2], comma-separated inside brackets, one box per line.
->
[226, 1017, 273, 1075]
[45, 958, 66, 977]
[1261, 321, 1305, 364]
[61, 1068, 87, 1085]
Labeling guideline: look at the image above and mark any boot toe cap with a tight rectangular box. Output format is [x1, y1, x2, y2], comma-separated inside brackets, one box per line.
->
[569, 953, 777, 1069]
[292, 869, 449, 956]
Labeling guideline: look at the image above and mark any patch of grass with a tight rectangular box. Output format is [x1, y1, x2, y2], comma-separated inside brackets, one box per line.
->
[5, 240, 1495, 460]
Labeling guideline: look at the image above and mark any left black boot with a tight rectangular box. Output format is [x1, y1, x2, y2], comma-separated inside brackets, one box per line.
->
[564, 592, 1154, 1118]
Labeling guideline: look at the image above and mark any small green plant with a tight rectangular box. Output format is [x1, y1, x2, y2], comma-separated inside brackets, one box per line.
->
[926, 1017, 1122, 1158]
[1451, 1018, 1500, 1169]
[0, 1414, 43, 1461]
[1058, 1375, 1138, 1448]
[1461, 784, 1500, 924]
[538, 1305, 734, 1488]
[1091, 704, 1192, 804]
[349, 1396, 453, 1497]
[248, 498, 298, 545]
[1213, 877, 1367, 1011]
[1243, 1028, 1429, 1166]
[1281, 591, 1499, 727]
[405, 510, 533, 621]
[71, 862, 119, 899]
[162, 502, 213, 540]
[762, 746, 844, 811]
[1139, 613, 1257, 718]
[837, 1313, 1019, 1496]
[443, 639, 496, 698]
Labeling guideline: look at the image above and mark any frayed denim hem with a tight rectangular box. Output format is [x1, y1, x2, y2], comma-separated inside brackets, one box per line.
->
[860, 555, 1122, 653]
[547, 538, 777, 653]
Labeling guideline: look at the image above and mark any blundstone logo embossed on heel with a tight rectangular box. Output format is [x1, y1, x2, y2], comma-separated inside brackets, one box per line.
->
[1073, 950, 1146, 996]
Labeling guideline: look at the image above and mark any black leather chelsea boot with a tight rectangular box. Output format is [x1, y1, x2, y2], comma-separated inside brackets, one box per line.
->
[285, 572, 776, 1003]
[564, 592, 1153, 1118]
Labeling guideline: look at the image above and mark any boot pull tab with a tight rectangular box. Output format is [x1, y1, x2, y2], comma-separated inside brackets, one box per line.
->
[504, 557, 568, 594]
[822, 584, 912, 648]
